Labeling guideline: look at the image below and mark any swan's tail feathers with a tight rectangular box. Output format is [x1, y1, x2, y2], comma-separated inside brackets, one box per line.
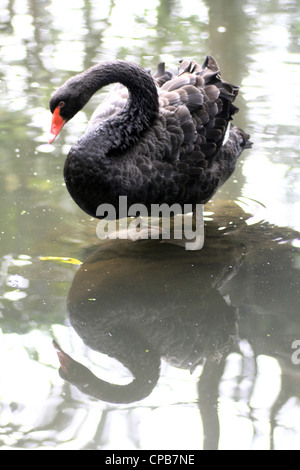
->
[231, 127, 253, 150]
[223, 124, 252, 151]
[239, 130, 253, 149]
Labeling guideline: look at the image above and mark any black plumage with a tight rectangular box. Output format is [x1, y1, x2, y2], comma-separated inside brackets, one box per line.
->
[49, 56, 251, 218]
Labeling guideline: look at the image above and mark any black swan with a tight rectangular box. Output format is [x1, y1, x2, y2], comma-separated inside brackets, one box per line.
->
[49, 56, 251, 218]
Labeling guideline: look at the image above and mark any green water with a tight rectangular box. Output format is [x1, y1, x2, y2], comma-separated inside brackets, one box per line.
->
[0, 0, 300, 450]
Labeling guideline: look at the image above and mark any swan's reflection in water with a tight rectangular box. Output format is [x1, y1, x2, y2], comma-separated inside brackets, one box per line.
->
[54, 201, 300, 449]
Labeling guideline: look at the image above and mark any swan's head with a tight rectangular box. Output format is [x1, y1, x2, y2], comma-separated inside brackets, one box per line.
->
[49, 84, 86, 143]
[53, 339, 93, 386]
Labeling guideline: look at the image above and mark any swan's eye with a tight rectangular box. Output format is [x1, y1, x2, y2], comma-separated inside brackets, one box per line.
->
[59, 101, 65, 108]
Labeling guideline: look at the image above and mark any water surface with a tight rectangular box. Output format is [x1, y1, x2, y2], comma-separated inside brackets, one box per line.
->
[0, 0, 300, 450]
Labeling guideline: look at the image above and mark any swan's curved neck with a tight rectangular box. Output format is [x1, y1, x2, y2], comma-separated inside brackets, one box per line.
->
[75, 355, 160, 404]
[55, 340, 160, 404]
[82, 61, 158, 111]
[74, 60, 159, 152]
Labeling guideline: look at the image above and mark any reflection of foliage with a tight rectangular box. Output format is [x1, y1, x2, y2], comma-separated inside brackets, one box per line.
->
[290, 19, 300, 52]
[122, 1, 209, 67]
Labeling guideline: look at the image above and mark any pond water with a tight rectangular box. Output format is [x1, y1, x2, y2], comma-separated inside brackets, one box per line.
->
[1, 0, 300, 451]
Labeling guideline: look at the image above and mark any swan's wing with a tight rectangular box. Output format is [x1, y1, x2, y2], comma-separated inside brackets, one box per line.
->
[87, 82, 129, 130]
[129, 57, 249, 205]
[156, 56, 239, 164]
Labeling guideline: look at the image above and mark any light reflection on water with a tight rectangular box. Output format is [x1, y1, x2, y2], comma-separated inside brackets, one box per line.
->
[0, 0, 300, 451]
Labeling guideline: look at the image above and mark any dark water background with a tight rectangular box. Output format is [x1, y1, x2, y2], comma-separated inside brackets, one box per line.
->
[0, 0, 300, 450]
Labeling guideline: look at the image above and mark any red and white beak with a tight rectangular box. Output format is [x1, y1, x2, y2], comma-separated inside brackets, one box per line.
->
[49, 107, 66, 143]
[53, 340, 72, 374]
